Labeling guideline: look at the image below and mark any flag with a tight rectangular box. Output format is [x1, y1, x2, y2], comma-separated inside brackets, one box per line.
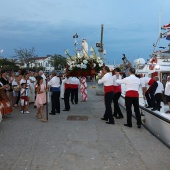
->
[166, 35, 170, 41]
[162, 24, 170, 30]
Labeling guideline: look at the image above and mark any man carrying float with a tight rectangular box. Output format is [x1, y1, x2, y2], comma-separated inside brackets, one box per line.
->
[98, 66, 115, 125]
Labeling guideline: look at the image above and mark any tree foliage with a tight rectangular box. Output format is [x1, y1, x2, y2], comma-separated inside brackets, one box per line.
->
[50, 54, 66, 70]
[14, 47, 37, 67]
[0, 58, 19, 70]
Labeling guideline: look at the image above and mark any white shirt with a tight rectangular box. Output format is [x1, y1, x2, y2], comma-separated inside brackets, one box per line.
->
[62, 77, 72, 84]
[113, 74, 122, 86]
[12, 79, 18, 86]
[165, 81, 170, 96]
[41, 74, 46, 85]
[20, 79, 31, 88]
[71, 77, 80, 85]
[98, 72, 114, 86]
[140, 77, 151, 88]
[48, 76, 60, 87]
[155, 81, 164, 94]
[116, 74, 140, 92]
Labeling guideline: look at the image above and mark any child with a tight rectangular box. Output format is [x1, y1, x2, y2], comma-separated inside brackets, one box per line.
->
[20, 83, 29, 113]
[35, 77, 47, 122]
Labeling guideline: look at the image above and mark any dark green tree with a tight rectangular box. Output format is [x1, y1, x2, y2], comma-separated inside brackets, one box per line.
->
[0, 58, 19, 70]
[14, 47, 37, 68]
[50, 54, 66, 70]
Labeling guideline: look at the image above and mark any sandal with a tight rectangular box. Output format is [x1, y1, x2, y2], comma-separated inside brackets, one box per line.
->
[41, 118, 47, 122]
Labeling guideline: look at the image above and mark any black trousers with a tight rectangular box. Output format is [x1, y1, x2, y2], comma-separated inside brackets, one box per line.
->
[71, 88, 78, 104]
[145, 81, 158, 109]
[64, 88, 71, 110]
[16, 92, 20, 105]
[113, 92, 123, 117]
[155, 93, 163, 111]
[103, 91, 114, 123]
[125, 97, 141, 126]
[51, 91, 60, 113]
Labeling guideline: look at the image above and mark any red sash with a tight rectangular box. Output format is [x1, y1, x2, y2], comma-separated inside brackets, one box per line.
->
[21, 96, 28, 101]
[71, 84, 78, 89]
[113, 85, 121, 93]
[147, 78, 156, 93]
[65, 83, 70, 90]
[104, 85, 114, 94]
[148, 78, 155, 86]
[126, 90, 139, 97]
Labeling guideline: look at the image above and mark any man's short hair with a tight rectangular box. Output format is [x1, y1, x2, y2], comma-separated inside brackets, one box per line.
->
[129, 67, 135, 74]
[103, 66, 110, 72]
[114, 67, 120, 72]
[154, 76, 159, 81]
[51, 70, 57, 76]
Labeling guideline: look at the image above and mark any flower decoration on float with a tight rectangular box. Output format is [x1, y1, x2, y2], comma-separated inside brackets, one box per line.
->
[65, 46, 104, 75]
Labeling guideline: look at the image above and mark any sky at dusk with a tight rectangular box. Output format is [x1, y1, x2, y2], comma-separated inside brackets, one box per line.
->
[0, 0, 170, 65]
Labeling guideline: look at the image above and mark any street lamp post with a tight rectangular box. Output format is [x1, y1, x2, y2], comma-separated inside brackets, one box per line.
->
[73, 33, 78, 52]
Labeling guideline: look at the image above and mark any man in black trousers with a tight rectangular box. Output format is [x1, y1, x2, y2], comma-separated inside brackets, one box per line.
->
[116, 68, 142, 128]
[98, 66, 115, 125]
[70, 77, 80, 104]
[48, 70, 60, 115]
[62, 76, 72, 111]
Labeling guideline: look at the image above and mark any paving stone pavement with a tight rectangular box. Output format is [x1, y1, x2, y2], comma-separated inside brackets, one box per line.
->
[0, 82, 170, 170]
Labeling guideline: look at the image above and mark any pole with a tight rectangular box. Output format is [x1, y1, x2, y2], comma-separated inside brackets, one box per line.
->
[46, 79, 48, 120]
[98, 24, 104, 57]
[23, 79, 27, 114]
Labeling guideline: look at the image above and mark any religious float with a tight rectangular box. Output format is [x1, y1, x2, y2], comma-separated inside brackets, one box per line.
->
[65, 38, 104, 77]
[119, 23, 170, 147]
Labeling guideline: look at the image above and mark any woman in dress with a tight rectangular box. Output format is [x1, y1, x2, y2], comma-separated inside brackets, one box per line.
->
[80, 77, 88, 101]
[35, 77, 47, 122]
[0, 76, 13, 119]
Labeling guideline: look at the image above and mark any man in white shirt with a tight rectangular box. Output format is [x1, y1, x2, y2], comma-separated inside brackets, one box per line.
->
[98, 66, 115, 125]
[113, 68, 123, 119]
[165, 76, 170, 113]
[39, 70, 46, 85]
[62, 76, 72, 111]
[116, 68, 141, 128]
[48, 70, 60, 115]
[154, 76, 164, 111]
[70, 77, 80, 104]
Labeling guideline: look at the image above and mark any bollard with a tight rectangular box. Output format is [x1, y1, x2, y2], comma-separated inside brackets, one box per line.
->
[96, 83, 104, 96]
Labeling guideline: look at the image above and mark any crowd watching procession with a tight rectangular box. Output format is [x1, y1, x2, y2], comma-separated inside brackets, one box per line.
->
[0, 66, 170, 127]
[0, 69, 87, 123]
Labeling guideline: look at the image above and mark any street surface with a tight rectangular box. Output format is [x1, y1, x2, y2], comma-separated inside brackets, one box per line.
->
[0, 82, 170, 170]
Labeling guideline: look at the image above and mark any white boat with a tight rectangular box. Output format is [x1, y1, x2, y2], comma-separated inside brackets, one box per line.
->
[119, 24, 170, 147]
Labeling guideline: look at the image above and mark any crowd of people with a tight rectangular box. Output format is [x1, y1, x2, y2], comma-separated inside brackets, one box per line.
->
[98, 66, 170, 128]
[0, 69, 88, 123]
[1, 66, 170, 126]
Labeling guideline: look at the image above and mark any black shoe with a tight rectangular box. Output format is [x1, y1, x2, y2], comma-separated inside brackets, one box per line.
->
[75, 102, 78, 104]
[101, 118, 108, 121]
[63, 109, 70, 111]
[56, 112, 60, 114]
[112, 114, 117, 117]
[137, 125, 141, 128]
[49, 113, 56, 115]
[71, 101, 74, 104]
[105, 121, 115, 125]
[116, 115, 124, 119]
[151, 108, 158, 111]
[124, 124, 132, 127]
[146, 106, 152, 108]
